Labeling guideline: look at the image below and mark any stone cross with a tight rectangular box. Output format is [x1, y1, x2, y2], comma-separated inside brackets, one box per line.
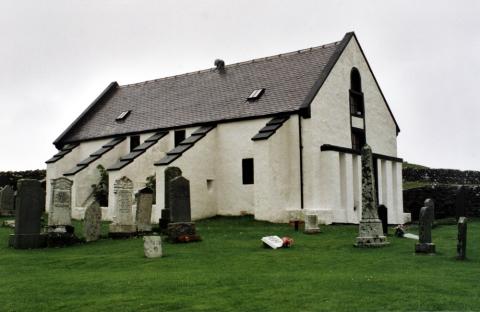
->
[48, 177, 73, 226]
[455, 186, 467, 220]
[84, 201, 102, 242]
[415, 198, 436, 254]
[0, 185, 15, 217]
[9, 179, 46, 249]
[109, 176, 136, 236]
[169, 176, 191, 223]
[136, 187, 153, 232]
[457, 217, 467, 260]
[355, 144, 389, 247]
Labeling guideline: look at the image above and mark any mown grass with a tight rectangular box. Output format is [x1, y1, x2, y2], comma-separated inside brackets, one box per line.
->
[0, 216, 479, 312]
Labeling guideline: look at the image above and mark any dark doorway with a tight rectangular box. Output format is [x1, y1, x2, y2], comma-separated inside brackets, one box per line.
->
[378, 205, 388, 235]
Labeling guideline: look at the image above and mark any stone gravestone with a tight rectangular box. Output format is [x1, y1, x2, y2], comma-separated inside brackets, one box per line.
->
[46, 177, 77, 247]
[166, 175, 200, 243]
[48, 177, 73, 227]
[84, 201, 102, 242]
[144, 235, 162, 258]
[457, 217, 467, 260]
[9, 179, 46, 249]
[0, 185, 15, 217]
[160, 167, 182, 230]
[109, 176, 136, 237]
[304, 213, 320, 234]
[136, 187, 153, 233]
[415, 198, 436, 254]
[169, 176, 191, 223]
[355, 145, 389, 247]
[455, 186, 467, 220]
[377, 205, 388, 236]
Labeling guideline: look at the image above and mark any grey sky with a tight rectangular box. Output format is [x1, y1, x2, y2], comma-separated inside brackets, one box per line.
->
[1, 0, 479, 171]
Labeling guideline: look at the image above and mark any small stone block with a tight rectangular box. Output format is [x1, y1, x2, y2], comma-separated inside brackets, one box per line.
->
[144, 236, 163, 258]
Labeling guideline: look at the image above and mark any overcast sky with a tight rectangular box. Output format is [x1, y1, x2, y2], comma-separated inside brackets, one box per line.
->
[1, 0, 479, 171]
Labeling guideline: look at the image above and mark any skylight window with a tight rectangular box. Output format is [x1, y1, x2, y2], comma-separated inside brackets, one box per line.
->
[247, 88, 265, 101]
[116, 110, 131, 121]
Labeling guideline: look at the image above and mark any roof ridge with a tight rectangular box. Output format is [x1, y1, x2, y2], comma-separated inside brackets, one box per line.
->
[119, 40, 341, 88]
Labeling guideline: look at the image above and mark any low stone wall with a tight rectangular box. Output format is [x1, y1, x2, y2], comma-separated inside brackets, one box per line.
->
[403, 167, 480, 185]
[403, 185, 480, 221]
[0, 170, 46, 189]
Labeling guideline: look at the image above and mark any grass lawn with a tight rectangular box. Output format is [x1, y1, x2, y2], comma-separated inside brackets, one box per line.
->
[1, 216, 479, 312]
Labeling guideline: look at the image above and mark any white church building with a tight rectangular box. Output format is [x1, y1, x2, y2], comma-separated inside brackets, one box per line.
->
[46, 32, 410, 225]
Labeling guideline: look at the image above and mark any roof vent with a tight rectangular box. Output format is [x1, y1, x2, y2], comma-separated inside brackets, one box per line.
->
[214, 59, 225, 71]
[116, 110, 131, 121]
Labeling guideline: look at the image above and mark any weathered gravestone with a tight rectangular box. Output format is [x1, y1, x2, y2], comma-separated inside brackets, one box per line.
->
[415, 198, 436, 254]
[457, 217, 467, 260]
[46, 177, 77, 247]
[160, 167, 182, 230]
[355, 145, 389, 247]
[48, 177, 73, 227]
[8, 179, 46, 249]
[455, 186, 468, 220]
[109, 176, 136, 237]
[304, 213, 320, 234]
[144, 235, 162, 258]
[136, 187, 153, 233]
[166, 175, 200, 243]
[84, 201, 102, 242]
[169, 176, 191, 223]
[0, 185, 15, 216]
[378, 205, 388, 236]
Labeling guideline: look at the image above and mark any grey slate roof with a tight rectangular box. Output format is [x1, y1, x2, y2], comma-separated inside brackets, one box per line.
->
[54, 32, 399, 147]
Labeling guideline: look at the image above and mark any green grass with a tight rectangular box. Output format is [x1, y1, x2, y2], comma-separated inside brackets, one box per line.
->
[1, 216, 479, 312]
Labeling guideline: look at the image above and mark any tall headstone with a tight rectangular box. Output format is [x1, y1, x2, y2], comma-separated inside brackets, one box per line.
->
[415, 198, 436, 254]
[377, 205, 388, 236]
[163, 167, 182, 223]
[0, 185, 15, 216]
[8, 179, 46, 249]
[169, 176, 191, 223]
[355, 145, 389, 247]
[84, 201, 102, 242]
[456, 217, 467, 260]
[48, 177, 73, 227]
[136, 187, 153, 233]
[109, 176, 136, 237]
[455, 186, 467, 220]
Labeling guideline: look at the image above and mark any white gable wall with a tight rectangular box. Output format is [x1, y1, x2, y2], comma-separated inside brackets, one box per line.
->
[301, 36, 406, 224]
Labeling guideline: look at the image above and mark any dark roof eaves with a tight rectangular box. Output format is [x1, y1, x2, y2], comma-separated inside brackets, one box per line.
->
[299, 32, 355, 117]
[53, 81, 119, 149]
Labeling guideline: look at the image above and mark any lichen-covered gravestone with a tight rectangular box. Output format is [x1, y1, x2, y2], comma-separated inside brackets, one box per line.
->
[304, 213, 320, 234]
[355, 144, 389, 247]
[8, 179, 46, 249]
[160, 167, 182, 230]
[457, 217, 467, 260]
[84, 201, 102, 242]
[415, 198, 436, 254]
[136, 187, 153, 232]
[0, 185, 15, 217]
[144, 235, 162, 258]
[48, 177, 73, 227]
[109, 176, 136, 237]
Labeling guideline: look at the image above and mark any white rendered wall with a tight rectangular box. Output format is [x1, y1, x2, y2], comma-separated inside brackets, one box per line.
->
[302, 36, 403, 224]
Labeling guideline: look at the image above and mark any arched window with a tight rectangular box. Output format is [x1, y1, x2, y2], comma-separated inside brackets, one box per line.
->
[349, 67, 364, 116]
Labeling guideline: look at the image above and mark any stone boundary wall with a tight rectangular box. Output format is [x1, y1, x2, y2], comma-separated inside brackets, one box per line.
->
[0, 170, 46, 189]
[403, 185, 480, 221]
[403, 167, 480, 185]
